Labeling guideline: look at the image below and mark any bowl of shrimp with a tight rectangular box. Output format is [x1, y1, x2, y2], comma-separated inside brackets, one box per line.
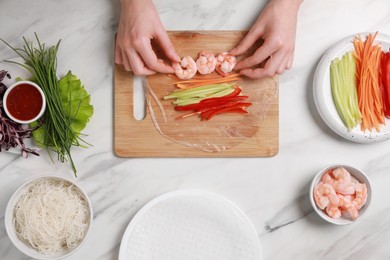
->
[309, 165, 371, 225]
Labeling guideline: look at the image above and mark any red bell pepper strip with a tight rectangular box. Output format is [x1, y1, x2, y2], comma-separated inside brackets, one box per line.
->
[201, 107, 248, 121]
[381, 51, 390, 117]
[175, 111, 202, 119]
[200, 102, 252, 120]
[175, 95, 248, 111]
[176, 102, 252, 120]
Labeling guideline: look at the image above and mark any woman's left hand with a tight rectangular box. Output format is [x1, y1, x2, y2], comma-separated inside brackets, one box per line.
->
[230, 0, 303, 79]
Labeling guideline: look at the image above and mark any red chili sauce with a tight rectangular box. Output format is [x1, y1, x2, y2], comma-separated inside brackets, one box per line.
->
[6, 83, 43, 121]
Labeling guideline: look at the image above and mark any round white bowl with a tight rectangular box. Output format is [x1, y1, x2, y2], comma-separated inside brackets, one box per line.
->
[309, 164, 372, 225]
[3, 80, 46, 124]
[5, 175, 93, 260]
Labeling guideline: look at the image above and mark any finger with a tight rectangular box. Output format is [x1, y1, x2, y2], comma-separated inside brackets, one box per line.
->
[287, 55, 294, 70]
[239, 52, 284, 79]
[115, 45, 123, 65]
[234, 39, 278, 70]
[121, 49, 132, 71]
[276, 57, 290, 74]
[136, 38, 175, 74]
[155, 30, 181, 62]
[239, 68, 267, 79]
[127, 49, 156, 76]
[229, 26, 264, 56]
[263, 51, 286, 76]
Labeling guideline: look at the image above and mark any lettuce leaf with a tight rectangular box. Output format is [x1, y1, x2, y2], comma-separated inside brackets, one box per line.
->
[32, 71, 93, 145]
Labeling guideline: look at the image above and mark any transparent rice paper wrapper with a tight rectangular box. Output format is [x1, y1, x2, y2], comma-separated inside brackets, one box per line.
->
[146, 74, 278, 153]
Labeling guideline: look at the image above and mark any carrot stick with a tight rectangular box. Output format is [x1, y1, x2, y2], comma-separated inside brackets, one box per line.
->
[177, 77, 243, 89]
[169, 73, 242, 85]
[354, 32, 384, 132]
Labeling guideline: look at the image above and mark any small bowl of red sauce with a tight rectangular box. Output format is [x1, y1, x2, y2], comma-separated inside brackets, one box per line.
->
[3, 81, 46, 124]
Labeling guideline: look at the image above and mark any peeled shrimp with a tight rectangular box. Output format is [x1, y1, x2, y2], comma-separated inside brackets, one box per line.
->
[173, 56, 197, 80]
[196, 51, 217, 75]
[314, 183, 339, 210]
[313, 167, 368, 221]
[321, 170, 334, 185]
[216, 52, 237, 77]
[332, 167, 352, 182]
[337, 194, 359, 220]
[353, 183, 367, 210]
[326, 205, 342, 219]
[333, 181, 355, 195]
[332, 167, 355, 195]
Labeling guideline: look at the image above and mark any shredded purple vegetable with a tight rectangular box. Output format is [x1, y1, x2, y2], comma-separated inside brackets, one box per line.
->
[0, 70, 40, 157]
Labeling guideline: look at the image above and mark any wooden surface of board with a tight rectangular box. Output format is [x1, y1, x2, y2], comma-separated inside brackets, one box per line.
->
[114, 31, 279, 157]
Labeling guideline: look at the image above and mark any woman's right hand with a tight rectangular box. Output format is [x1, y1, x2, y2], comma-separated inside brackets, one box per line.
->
[115, 0, 180, 75]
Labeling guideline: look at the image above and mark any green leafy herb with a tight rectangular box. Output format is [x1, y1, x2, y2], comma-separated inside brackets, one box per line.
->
[33, 71, 94, 147]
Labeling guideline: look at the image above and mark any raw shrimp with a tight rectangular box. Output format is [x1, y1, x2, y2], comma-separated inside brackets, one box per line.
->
[173, 56, 197, 80]
[216, 52, 237, 77]
[353, 183, 367, 210]
[314, 183, 339, 210]
[196, 51, 217, 75]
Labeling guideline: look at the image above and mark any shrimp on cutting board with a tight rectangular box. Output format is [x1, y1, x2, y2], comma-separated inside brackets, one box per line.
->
[196, 51, 217, 75]
[173, 56, 197, 80]
[216, 52, 237, 77]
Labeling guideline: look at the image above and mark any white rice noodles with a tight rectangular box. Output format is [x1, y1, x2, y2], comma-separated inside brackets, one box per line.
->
[13, 178, 89, 255]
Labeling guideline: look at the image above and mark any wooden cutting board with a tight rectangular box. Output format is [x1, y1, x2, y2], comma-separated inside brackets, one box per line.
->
[114, 31, 278, 157]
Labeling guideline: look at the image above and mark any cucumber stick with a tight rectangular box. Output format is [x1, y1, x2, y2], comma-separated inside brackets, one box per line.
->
[330, 51, 361, 131]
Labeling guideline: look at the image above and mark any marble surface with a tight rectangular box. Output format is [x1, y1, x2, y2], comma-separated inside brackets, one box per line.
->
[1, 0, 390, 259]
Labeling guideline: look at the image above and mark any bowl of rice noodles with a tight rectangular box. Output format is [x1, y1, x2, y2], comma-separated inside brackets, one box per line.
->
[5, 175, 93, 259]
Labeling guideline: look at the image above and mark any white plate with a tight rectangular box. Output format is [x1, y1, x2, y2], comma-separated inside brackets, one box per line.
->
[119, 190, 262, 260]
[313, 32, 390, 143]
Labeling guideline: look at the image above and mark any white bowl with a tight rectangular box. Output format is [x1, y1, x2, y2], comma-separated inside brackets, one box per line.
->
[5, 175, 93, 259]
[309, 164, 372, 225]
[3, 80, 46, 124]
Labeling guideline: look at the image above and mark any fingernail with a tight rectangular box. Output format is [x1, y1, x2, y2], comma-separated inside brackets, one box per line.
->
[174, 53, 181, 62]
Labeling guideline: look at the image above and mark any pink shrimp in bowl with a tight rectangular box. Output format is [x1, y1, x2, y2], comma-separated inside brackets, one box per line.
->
[196, 51, 217, 75]
[310, 165, 371, 224]
[173, 56, 197, 80]
[216, 52, 237, 77]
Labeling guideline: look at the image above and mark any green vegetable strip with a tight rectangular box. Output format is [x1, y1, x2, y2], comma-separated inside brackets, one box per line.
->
[164, 83, 234, 99]
[1, 34, 82, 175]
[173, 87, 236, 106]
[330, 51, 361, 131]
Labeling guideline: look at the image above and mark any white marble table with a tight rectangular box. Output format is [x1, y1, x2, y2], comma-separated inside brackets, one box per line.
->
[1, 0, 390, 259]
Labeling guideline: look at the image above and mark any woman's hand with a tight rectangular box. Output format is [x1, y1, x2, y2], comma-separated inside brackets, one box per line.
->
[115, 0, 180, 75]
[230, 0, 303, 79]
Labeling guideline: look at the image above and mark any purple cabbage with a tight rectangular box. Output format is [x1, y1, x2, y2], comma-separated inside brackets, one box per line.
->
[0, 70, 39, 157]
